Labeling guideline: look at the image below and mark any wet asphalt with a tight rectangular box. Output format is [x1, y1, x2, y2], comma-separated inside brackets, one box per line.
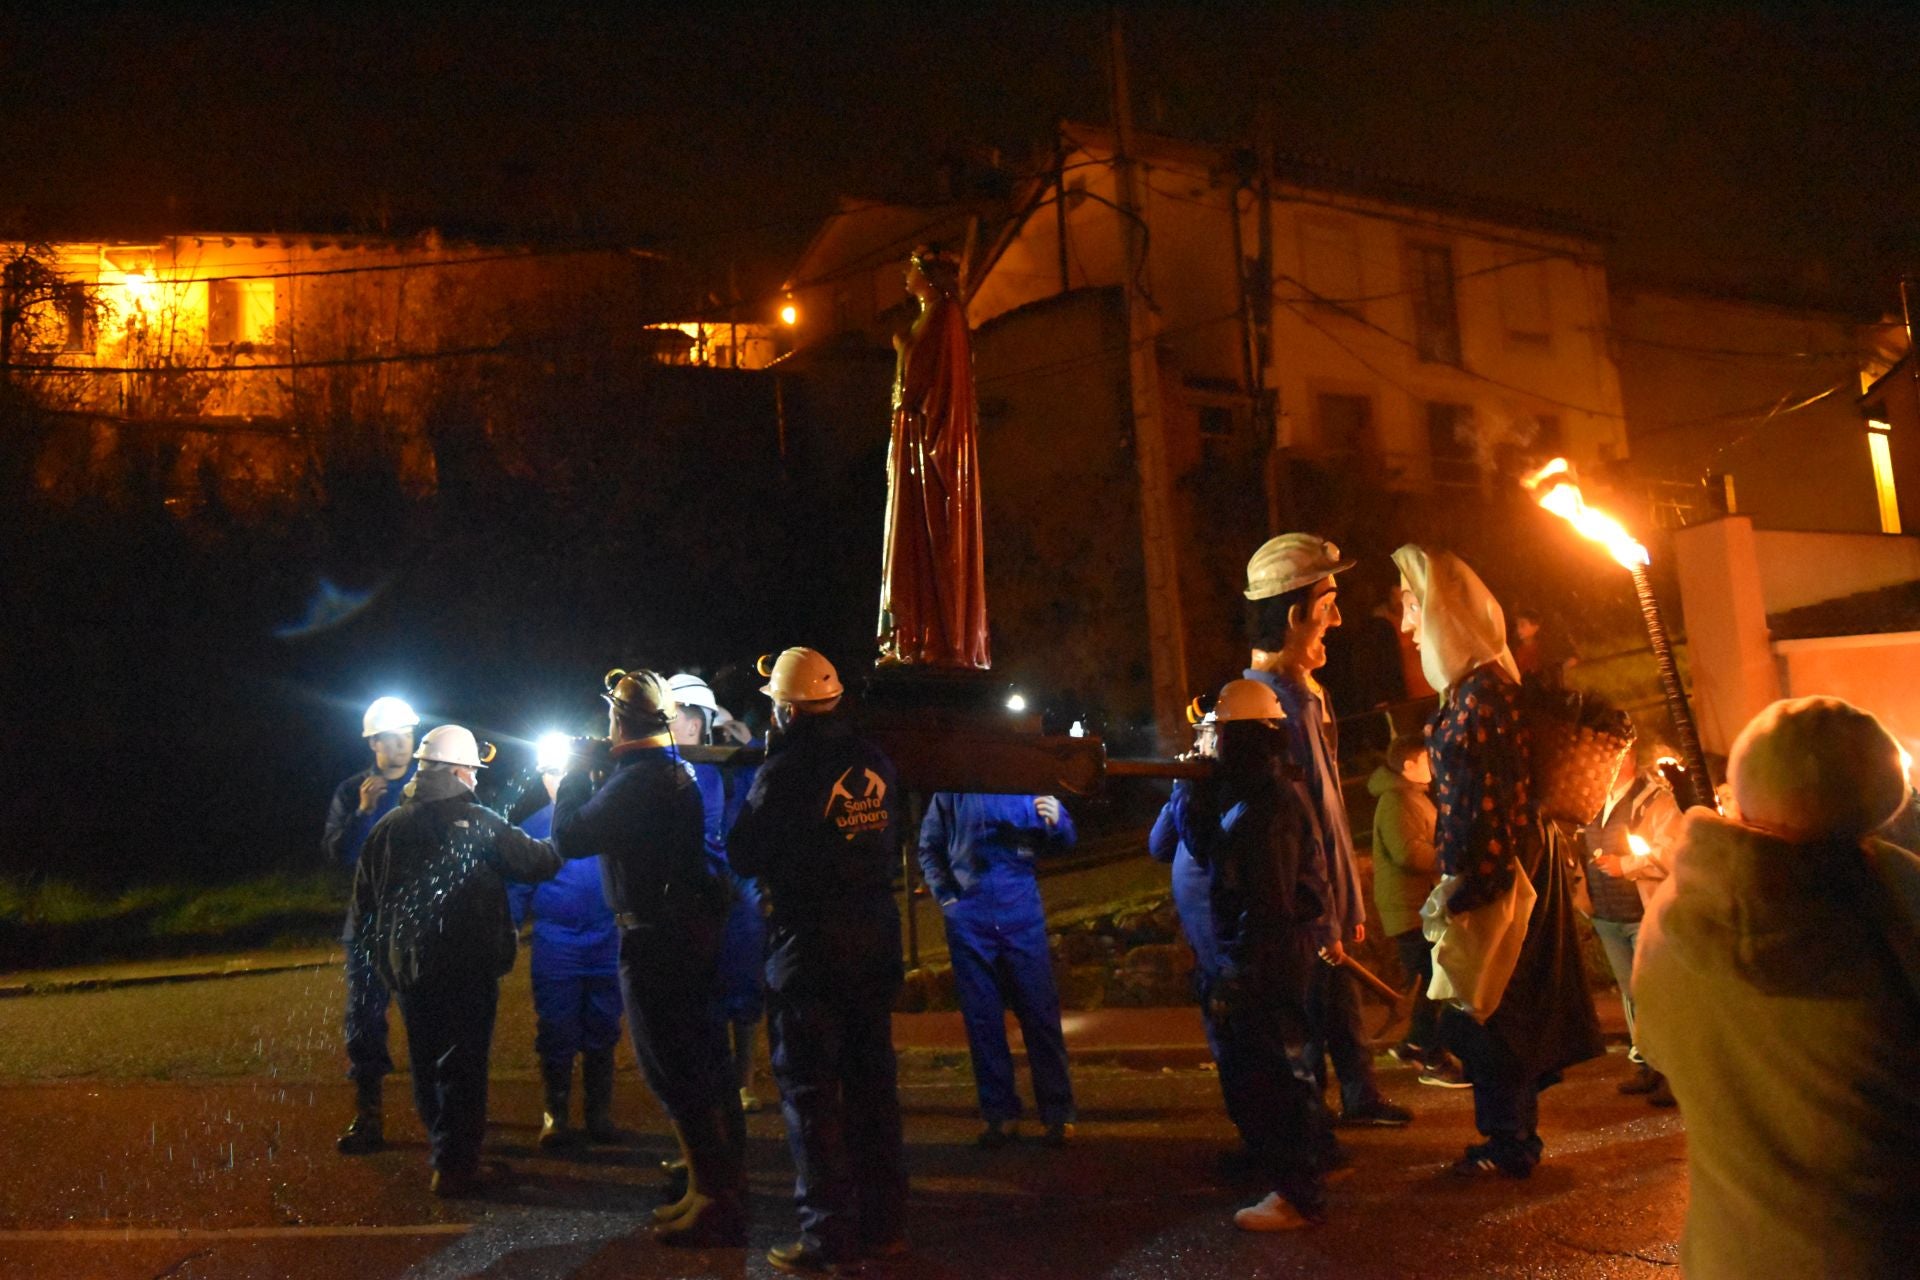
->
[0, 965, 1685, 1279]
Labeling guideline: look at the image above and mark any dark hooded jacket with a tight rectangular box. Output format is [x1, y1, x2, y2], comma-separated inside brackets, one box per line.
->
[1637, 813, 1920, 1279]
[350, 768, 561, 993]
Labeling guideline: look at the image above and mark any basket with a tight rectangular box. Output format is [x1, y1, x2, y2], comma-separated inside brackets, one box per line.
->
[1523, 684, 1635, 825]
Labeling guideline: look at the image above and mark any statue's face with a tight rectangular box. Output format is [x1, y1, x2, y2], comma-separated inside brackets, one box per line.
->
[904, 259, 933, 301]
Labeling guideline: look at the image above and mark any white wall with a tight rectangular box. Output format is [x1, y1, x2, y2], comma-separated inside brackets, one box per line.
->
[1751, 529, 1920, 613]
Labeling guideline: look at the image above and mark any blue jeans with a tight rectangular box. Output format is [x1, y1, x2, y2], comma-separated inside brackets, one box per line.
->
[1590, 917, 1641, 1057]
[344, 940, 393, 1082]
[943, 906, 1075, 1126]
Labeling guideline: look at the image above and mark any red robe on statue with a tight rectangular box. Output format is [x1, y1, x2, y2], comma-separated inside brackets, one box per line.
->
[878, 292, 990, 668]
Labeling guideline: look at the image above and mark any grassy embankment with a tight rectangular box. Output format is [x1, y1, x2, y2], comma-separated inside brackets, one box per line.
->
[0, 873, 344, 973]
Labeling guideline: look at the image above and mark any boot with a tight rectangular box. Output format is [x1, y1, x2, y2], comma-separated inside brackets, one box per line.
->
[336, 1076, 384, 1155]
[654, 1104, 748, 1248]
[538, 1059, 579, 1150]
[581, 1048, 621, 1144]
[732, 1019, 765, 1113]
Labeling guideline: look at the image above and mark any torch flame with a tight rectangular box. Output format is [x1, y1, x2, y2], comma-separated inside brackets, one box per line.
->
[1521, 457, 1650, 570]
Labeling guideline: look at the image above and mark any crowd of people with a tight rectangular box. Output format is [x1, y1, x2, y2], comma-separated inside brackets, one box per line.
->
[320, 528, 1920, 1276]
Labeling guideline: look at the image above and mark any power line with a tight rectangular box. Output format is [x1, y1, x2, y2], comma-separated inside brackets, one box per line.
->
[1273, 274, 1626, 418]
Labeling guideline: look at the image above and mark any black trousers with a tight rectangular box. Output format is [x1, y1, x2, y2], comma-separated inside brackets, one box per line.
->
[394, 975, 499, 1175]
[765, 916, 907, 1260]
[1202, 967, 1334, 1215]
[1391, 928, 1442, 1053]
[1303, 962, 1382, 1111]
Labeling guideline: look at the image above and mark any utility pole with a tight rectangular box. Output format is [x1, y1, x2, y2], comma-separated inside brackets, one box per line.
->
[1252, 100, 1288, 533]
[1109, 11, 1190, 751]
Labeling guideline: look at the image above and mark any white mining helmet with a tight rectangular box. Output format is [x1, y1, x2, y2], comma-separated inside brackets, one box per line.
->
[757, 647, 843, 704]
[668, 673, 724, 721]
[414, 724, 494, 769]
[1212, 678, 1287, 725]
[362, 697, 420, 738]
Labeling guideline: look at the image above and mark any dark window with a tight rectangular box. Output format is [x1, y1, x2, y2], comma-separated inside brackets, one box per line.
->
[1197, 404, 1235, 438]
[1427, 402, 1476, 487]
[59, 283, 90, 353]
[1315, 392, 1375, 458]
[1410, 243, 1462, 366]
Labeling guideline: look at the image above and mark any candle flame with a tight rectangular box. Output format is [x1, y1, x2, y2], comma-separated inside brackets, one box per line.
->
[1627, 833, 1651, 857]
[1522, 457, 1650, 570]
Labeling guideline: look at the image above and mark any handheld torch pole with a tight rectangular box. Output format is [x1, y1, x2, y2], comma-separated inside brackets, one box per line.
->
[1628, 563, 1718, 812]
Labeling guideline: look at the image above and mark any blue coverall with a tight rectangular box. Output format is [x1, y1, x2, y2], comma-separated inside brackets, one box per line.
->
[506, 804, 623, 1068]
[1148, 798, 1220, 1061]
[918, 793, 1077, 1128]
[324, 760, 416, 1083]
[691, 762, 766, 1028]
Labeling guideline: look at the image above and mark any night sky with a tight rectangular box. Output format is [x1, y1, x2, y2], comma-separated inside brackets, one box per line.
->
[1, 3, 1914, 308]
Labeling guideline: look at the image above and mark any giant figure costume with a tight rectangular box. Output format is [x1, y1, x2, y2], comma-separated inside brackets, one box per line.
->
[877, 250, 989, 668]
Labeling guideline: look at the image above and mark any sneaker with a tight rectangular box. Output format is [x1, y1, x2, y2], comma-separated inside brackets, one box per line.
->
[976, 1120, 1019, 1149]
[1417, 1054, 1472, 1089]
[1647, 1074, 1677, 1108]
[1040, 1121, 1075, 1148]
[1386, 1041, 1427, 1066]
[1618, 1063, 1661, 1095]
[1233, 1192, 1319, 1231]
[1446, 1143, 1532, 1180]
[1337, 1098, 1413, 1128]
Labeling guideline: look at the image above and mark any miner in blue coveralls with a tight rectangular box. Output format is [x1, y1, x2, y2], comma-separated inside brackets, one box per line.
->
[1148, 709, 1220, 1044]
[669, 672, 768, 1114]
[507, 738, 624, 1150]
[728, 647, 909, 1276]
[919, 789, 1078, 1148]
[552, 668, 746, 1248]
[322, 696, 419, 1155]
[1170, 678, 1338, 1232]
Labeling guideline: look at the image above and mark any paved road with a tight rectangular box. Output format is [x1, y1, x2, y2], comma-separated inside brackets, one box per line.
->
[0, 962, 1684, 1279]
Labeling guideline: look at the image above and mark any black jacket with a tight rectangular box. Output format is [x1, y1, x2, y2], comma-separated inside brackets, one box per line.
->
[728, 710, 902, 918]
[728, 710, 902, 995]
[1174, 762, 1323, 990]
[350, 781, 561, 993]
[551, 742, 720, 925]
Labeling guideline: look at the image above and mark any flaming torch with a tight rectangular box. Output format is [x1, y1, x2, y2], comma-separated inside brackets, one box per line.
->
[1522, 458, 1718, 811]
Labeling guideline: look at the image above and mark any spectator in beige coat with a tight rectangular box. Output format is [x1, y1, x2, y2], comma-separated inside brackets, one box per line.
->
[1368, 733, 1465, 1087]
[1637, 697, 1920, 1280]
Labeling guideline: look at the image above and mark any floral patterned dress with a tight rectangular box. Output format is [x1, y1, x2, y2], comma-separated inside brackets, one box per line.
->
[1427, 662, 1603, 1078]
[1428, 664, 1538, 914]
